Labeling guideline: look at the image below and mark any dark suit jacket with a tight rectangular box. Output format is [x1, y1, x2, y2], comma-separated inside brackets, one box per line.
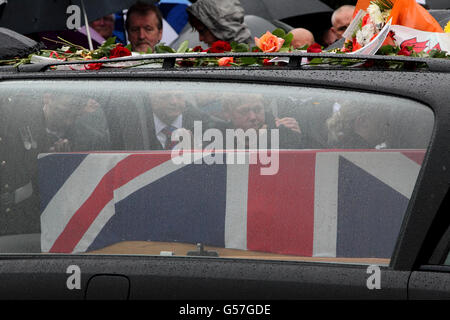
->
[215, 111, 312, 150]
[145, 105, 216, 150]
[117, 102, 220, 151]
[0, 95, 49, 235]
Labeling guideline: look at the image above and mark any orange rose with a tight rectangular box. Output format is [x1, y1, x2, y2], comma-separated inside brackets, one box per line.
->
[255, 31, 285, 53]
[218, 57, 234, 67]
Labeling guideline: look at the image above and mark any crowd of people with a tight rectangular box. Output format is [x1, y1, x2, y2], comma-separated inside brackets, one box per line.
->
[79, 0, 355, 52]
[79, 0, 434, 52]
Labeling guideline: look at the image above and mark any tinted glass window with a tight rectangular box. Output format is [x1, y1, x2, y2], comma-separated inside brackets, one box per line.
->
[0, 80, 434, 265]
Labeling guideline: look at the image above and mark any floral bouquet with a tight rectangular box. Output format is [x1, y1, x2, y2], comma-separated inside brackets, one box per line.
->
[343, 0, 393, 52]
[344, 0, 446, 54]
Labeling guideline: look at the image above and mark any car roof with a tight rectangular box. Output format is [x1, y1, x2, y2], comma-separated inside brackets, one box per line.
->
[1, 51, 450, 74]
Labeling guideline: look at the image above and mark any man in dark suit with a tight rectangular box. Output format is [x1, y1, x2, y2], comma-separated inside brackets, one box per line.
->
[144, 90, 216, 150]
[0, 94, 49, 235]
[219, 93, 306, 150]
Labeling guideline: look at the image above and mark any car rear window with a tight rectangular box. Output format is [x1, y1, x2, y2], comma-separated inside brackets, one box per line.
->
[0, 80, 434, 265]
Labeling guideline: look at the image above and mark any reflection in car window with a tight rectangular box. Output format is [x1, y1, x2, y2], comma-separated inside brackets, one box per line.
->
[0, 80, 434, 265]
[445, 254, 450, 265]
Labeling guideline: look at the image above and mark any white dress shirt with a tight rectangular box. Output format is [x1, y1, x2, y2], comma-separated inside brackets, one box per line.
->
[153, 113, 183, 148]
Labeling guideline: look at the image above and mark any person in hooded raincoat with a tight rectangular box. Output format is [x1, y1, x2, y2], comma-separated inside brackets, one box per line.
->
[186, 0, 252, 46]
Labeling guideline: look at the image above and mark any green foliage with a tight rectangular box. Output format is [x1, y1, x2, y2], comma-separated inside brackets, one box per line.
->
[93, 37, 118, 58]
[372, 0, 394, 11]
[377, 45, 399, 55]
[231, 42, 250, 52]
[428, 49, 450, 59]
[176, 40, 189, 53]
[238, 57, 258, 65]
[271, 28, 286, 39]
[271, 28, 293, 50]
[154, 44, 176, 54]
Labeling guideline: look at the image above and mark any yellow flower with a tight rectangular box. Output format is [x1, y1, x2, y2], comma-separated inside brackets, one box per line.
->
[445, 20, 450, 33]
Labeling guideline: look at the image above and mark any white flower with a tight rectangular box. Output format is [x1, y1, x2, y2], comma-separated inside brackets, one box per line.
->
[367, 3, 384, 26]
[382, 9, 392, 22]
[356, 24, 376, 47]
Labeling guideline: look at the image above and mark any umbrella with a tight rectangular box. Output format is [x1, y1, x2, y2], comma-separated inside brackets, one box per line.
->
[239, 0, 333, 21]
[281, 11, 334, 47]
[428, 10, 450, 28]
[0, 27, 43, 59]
[427, 0, 450, 9]
[0, 0, 158, 48]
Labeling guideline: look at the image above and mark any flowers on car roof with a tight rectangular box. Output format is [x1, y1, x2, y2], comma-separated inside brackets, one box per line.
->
[344, 0, 393, 52]
[0, 23, 449, 70]
[254, 31, 285, 53]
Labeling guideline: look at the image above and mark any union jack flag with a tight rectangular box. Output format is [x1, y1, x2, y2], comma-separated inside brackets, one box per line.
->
[38, 150, 424, 258]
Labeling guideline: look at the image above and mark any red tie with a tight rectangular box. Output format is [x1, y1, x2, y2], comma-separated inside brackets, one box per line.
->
[161, 126, 178, 150]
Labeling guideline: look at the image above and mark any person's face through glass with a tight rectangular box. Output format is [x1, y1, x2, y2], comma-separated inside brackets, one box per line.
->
[151, 92, 187, 125]
[190, 19, 219, 47]
[43, 94, 79, 134]
[128, 11, 162, 52]
[90, 15, 115, 39]
[227, 99, 266, 131]
[332, 11, 353, 39]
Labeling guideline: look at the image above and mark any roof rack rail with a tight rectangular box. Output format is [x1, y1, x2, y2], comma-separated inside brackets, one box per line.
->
[14, 52, 450, 73]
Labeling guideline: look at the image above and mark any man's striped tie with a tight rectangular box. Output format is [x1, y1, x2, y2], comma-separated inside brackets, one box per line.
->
[161, 125, 178, 150]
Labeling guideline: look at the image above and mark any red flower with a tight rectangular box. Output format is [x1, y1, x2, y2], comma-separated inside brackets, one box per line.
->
[85, 62, 103, 70]
[262, 58, 273, 66]
[177, 59, 195, 67]
[85, 57, 107, 70]
[109, 44, 131, 59]
[362, 13, 371, 27]
[207, 40, 232, 53]
[307, 43, 322, 53]
[388, 31, 396, 40]
[351, 38, 362, 51]
[192, 46, 204, 52]
[398, 46, 412, 56]
[362, 60, 375, 68]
